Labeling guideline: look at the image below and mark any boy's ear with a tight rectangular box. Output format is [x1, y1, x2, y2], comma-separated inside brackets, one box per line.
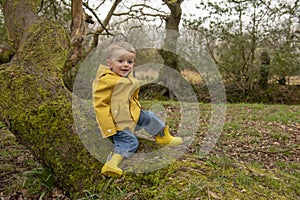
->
[107, 59, 112, 66]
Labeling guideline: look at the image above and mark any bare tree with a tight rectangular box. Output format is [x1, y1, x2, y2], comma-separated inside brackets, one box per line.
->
[158, 0, 184, 98]
[109, 0, 185, 98]
[63, 0, 121, 73]
[83, 0, 121, 51]
[186, 0, 300, 92]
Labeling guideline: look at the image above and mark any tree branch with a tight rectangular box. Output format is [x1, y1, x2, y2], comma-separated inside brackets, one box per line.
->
[83, 2, 112, 36]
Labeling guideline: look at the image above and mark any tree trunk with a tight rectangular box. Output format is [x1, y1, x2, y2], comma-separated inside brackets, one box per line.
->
[63, 0, 85, 73]
[2, 0, 39, 49]
[259, 51, 270, 89]
[0, 0, 103, 197]
[158, 0, 183, 99]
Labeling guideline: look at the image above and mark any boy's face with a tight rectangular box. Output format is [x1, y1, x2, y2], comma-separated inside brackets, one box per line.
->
[107, 50, 135, 77]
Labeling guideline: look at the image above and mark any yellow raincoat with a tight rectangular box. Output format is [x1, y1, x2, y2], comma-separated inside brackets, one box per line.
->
[92, 65, 141, 138]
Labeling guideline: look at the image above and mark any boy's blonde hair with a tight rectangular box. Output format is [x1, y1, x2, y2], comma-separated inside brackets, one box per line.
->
[105, 41, 136, 60]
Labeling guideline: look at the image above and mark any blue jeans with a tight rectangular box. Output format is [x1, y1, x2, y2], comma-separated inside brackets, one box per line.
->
[112, 110, 165, 158]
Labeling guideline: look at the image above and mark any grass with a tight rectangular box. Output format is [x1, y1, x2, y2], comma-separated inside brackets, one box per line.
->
[0, 124, 63, 199]
[0, 102, 299, 199]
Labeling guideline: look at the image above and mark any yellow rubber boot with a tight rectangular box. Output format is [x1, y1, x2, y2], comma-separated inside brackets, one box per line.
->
[101, 154, 123, 177]
[155, 126, 183, 146]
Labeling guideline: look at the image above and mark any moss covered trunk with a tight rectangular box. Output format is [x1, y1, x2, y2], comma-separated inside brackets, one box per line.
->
[0, 0, 104, 197]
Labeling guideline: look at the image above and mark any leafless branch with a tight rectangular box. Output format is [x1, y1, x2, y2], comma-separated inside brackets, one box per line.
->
[113, 3, 167, 19]
[83, 2, 113, 36]
[101, 0, 122, 32]
[38, 0, 44, 13]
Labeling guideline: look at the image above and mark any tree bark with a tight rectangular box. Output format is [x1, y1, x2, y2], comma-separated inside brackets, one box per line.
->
[158, 0, 183, 99]
[259, 51, 270, 89]
[2, 0, 39, 49]
[63, 0, 85, 73]
[0, 0, 103, 197]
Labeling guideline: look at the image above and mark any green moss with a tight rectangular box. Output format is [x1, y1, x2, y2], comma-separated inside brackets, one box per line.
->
[17, 19, 69, 75]
[72, 153, 299, 199]
[0, 18, 97, 198]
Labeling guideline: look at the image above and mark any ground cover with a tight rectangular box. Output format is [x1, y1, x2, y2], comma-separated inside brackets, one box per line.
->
[0, 103, 299, 199]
